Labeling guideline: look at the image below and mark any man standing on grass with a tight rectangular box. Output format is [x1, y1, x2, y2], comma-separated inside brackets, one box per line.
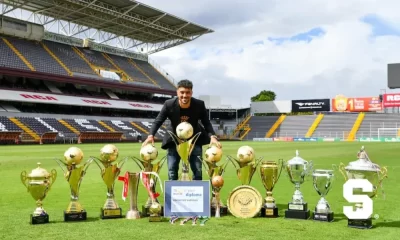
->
[142, 79, 221, 180]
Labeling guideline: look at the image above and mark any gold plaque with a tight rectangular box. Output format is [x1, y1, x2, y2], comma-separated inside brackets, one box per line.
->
[227, 185, 263, 218]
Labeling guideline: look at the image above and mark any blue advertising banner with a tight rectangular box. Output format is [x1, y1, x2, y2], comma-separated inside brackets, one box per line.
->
[164, 180, 211, 217]
[293, 138, 318, 142]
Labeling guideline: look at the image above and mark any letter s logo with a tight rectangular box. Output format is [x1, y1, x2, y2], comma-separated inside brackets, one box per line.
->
[343, 179, 373, 219]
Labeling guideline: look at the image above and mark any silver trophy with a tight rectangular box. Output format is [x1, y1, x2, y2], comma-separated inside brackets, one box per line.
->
[284, 150, 313, 220]
[339, 146, 388, 229]
[312, 169, 335, 222]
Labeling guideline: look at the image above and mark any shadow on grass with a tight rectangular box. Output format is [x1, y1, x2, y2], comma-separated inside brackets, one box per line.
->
[374, 220, 400, 228]
[51, 216, 100, 224]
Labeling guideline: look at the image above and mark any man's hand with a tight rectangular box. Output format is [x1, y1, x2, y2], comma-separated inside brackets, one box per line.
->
[210, 135, 222, 148]
[142, 135, 154, 147]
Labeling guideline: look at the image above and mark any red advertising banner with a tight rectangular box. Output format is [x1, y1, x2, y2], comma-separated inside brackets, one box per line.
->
[331, 95, 382, 112]
[382, 93, 400, 107]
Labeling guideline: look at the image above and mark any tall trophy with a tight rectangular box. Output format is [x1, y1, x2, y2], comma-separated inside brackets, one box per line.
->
[259, 159, 283, 217]
[131, 143, 166, 217]
[339, 146, 388, 229]
[139, 171, 164, 222]
[166, 122, 201, 181]
[211, 175, 224, 218]
[91, 144, 127, 219]
[312, 169, 335, 222]
[118, 171, 141, 219]
[227, 145, 263, 218]
[55, 147, 93, 221]
[21, 163, 57, 224]
[284, 150, 313, 220]
[200, 144, 229, 216]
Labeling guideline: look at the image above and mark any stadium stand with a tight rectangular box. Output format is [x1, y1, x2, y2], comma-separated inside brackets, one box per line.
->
[357, 113, 400, 138]
[275, 115, 316, 138]
[246, 116, 280, 139]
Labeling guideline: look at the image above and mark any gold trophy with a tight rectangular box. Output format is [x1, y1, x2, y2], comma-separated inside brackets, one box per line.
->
[211, 175, 224, 218]
[200, 144, 229, 216]
[259, 160, 283, 217]
[131, 143, 166, 217]
[139, 171, 164, 222]
[21, 163, 57, 224]
[91, 144, 127, 219]
[118, 171, 141, 219]
[227, 145, 263, 218]
[55, 147, 93, 221]
[167, 122, 201, 181]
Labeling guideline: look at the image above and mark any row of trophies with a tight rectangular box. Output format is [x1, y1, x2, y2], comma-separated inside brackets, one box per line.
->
[21, 122, 388, 229]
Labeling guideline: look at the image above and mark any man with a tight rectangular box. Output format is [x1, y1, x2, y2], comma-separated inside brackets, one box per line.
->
[142, 79, 221, 180]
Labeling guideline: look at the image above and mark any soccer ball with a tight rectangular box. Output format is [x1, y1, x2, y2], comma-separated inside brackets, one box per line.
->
[140, 144, 158, 161]
[64, 147, 84, 165]
[204, 145, 223, 163]
[237, 145, 255, 163]
[176, 122, 193, 140]
[100, 144, 119, 162]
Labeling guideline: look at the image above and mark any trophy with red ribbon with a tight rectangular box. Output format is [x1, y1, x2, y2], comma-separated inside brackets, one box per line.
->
[131, 144, 166, 217]
[118, 171, 141, 219]
[139, 171, 164, 222]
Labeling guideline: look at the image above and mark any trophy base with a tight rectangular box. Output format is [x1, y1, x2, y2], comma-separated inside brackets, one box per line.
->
[260, 206, 279, 218]
[313, 212, 334, 222]
[64, 210, 87, 222]
[142, 205, 164, 217]
[100, 207, 123, 219]
[30, 214, 49, 225]
[211, 206, 228, 216]
[285, 203, 310, 220]
[149, 215, 164, 222]
[348, 218, 373, 229]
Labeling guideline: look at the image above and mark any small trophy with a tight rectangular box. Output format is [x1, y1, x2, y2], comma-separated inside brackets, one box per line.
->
[200, 144, 229, 216]
[259, 160, 283, 217]
[339, 146, 388, 229]
[284, 150, 313, 220]
[211, 175, 224, 218]
[91, 144, 127, 219]
[118, 171, 141, 219]
[55, 147, 93, 221]
[131, 143, 166, 217]
[21, 163, 57, 224]
[226, 145, 263, 218]
[312, 169, 335, 222]
[167, 122, 201, 181]
[139, 171, 164, 222]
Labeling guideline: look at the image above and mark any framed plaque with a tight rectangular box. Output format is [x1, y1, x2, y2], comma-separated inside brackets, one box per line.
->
[164, 180, 211, 217]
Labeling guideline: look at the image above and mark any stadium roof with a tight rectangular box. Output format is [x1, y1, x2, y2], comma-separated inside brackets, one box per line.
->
[1, 0, 214, 54]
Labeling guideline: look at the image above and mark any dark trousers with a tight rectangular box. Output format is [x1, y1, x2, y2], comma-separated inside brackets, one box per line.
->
[167, 144, 203, 180]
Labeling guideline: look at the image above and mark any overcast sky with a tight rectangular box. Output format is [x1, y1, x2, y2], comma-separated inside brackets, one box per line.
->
[139, 0, 400, 108]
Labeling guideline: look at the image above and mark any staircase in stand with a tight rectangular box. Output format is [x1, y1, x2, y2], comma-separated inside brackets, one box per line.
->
[9, 117, 40, 141]
[265, 114, 286, 138]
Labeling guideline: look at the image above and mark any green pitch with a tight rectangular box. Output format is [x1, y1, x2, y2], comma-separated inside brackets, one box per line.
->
[1, 142, 398, 240]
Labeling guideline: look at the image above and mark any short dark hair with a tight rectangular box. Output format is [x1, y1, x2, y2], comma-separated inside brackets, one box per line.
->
[177, 79, 193, 89]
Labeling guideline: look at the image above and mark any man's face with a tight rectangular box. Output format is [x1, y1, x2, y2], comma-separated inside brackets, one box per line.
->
[177, 87, 192, 104]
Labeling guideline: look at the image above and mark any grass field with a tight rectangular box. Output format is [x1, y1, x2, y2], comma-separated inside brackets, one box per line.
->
[1, 141, 399, 240]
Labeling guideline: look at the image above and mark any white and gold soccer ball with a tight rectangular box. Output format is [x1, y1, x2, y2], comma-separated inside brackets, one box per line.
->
[100, 144, 119, 162]
[64, 147, 84, 165]
[204, 145, 223, 163]
[140, 144, 158, 161]
[176, 122, 193, 140]
[237, 145, 255, 164]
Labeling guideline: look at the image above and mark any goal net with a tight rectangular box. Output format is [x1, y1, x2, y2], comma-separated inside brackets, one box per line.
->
[377, 128, 400, 138]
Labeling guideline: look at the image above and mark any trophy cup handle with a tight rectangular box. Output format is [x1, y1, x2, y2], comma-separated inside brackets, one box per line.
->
[20, 171, 28, 190]
[118, 156, 128, 169]
[54, 158, 67, 174]
[338, 163, 348, 181]
[277, 158, 284, 181]
[167, 130, 182, 146]
[199, 156, 210, 173]
[189, 132, 202, 147]
[91, 157, 105, 171]
[140, 171, 164, 200]
[83, 158, 94, 173]
[158, 155, 167, 170]
[49, 169, 57, 188]
[130, 157, 145, 170]
[226, 155, 239, 170]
